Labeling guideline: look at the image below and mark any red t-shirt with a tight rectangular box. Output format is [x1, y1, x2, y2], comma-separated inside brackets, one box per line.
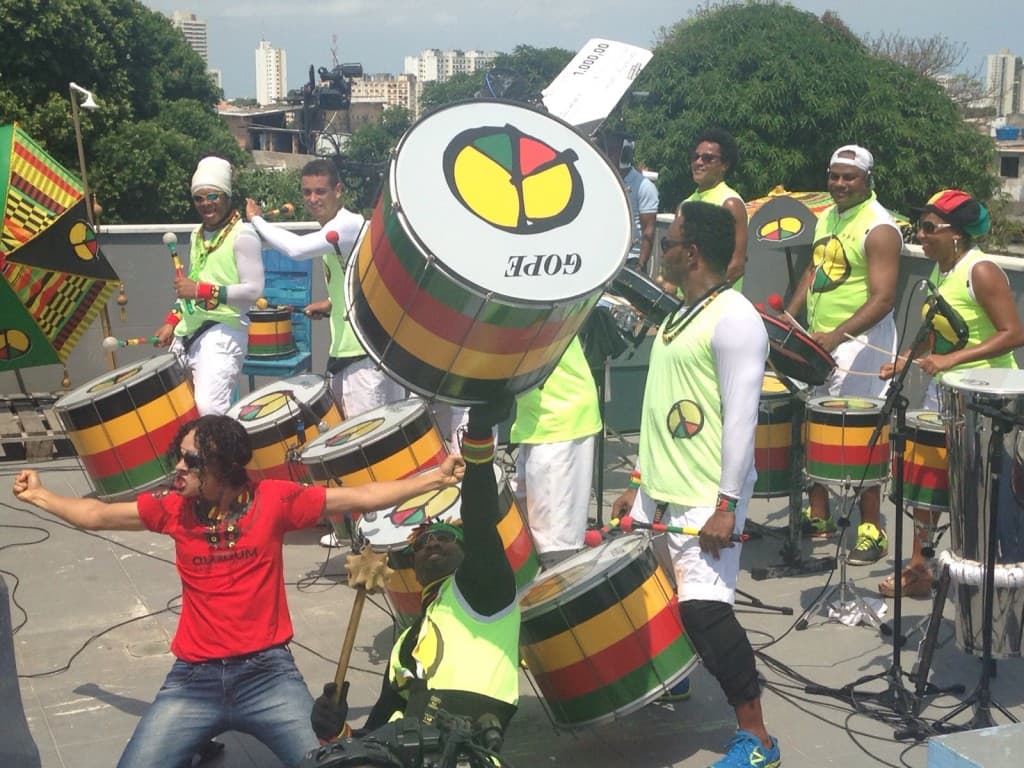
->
[137, 480, 325, 662]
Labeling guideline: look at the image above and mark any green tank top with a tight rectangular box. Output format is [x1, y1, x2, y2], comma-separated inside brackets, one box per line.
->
[175, 218, 242, 336]
[389, 577, 519, 708]
[639, 289, 743, 506]
[806, 193, 897, 333]
[322, 248, 365, 358]
[927, 249, 1017, 369]
[686, 181, 745, 292]
[510, 337, 602, 443]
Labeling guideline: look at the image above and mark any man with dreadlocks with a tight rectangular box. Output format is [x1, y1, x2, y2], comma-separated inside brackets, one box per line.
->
[310, 398, 520, 753]
[12, 414, 464, 768]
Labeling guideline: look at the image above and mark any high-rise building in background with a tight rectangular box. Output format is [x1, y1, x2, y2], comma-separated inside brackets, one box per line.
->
[350, 73, 418, 115]
[986, 49, 1023, 117]
[403, 48, 497, 84]
[170, 11, 208, 64]
[255, 40, 287, 106]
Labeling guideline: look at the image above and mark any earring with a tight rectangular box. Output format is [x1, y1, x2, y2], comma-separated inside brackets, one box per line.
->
[953, 238, 960, 254]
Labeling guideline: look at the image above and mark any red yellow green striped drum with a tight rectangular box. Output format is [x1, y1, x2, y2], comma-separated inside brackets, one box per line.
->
[518, 534, 696, 728]
[53, 355, 199, 500]
[357, 465, 539, 628]
[754, 373, 804, 498]
[299, 398, 447, 489]
[226, 374, 342, 483]
[346, 99, 631, 404]
[246, 307, 297, 359]
[897, 410, 948, 511]
[804, 396, 890, 486]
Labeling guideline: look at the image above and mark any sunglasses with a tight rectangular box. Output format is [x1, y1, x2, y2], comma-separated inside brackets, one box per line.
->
[660, 236, 689, 252]
[192, 192, 223, 204]
[690, 152, 720, 164]
[917, 220, 953, 235]
[411, 529, 458, 552]
[180, 449, 203, 472]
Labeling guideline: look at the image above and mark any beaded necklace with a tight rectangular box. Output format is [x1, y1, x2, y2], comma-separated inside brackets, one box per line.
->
[198, 485, 253, 550]
[661, 281, 731, 344]
[191, 210, 240, 278]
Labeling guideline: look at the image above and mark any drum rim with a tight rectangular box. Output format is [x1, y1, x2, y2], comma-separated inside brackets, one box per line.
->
[54, 353, 179, 409]
[227, 375, 329, 425]
[300, 398, 432, 457]
[940, 368, 1024, 396]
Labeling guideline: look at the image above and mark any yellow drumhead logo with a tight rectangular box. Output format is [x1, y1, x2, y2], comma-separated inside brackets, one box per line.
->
[88, 366, 141, 393]
[237, 392, 290, 422]
[326, 417, 385, 447]
[666, 400, 704, 439]
[389, 486, 461, 529]
[443, 125, 584, 234]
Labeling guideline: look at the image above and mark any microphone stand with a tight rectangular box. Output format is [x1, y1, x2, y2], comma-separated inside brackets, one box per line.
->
[804, 301, 940, 739]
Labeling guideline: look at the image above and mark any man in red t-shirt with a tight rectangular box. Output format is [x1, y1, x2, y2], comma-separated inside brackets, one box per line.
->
[13, 414, 464, 768]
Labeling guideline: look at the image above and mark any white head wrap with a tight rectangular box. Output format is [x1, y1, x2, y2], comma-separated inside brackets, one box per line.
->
[190, 156, 232, 195]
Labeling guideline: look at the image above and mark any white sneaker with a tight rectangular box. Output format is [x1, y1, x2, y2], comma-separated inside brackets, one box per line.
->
[319, 531, 341, 548]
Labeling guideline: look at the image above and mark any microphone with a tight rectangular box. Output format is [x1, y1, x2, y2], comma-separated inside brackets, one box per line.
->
[767, 294, 805, 332]
[163, 232, 193, 313]
[921, 279, 957, 326]
[265, 202, 295, 218]
[325, 230, 343, 257]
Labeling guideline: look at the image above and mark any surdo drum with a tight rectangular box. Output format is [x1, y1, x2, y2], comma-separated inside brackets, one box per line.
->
[226, 374, 342, 483]
[54, 354, 199, 500]
[938, 369, 1024, 658]
[356, 465, 539, 628]
[346, 99, 631, 404]
[518, 535, 697, 728]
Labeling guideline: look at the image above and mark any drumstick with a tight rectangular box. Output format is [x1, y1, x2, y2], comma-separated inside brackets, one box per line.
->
[102, 336, 159, 350]
[618, 515, 749, 542]
[841, 333, 916, 366]
[264, 202, 295, 218]
[767, 294, 806, 332]
[163, 232, 194, 313]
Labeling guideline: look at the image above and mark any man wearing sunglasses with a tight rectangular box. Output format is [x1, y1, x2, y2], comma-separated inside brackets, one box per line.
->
[154, 156, 265, 416]
[310, 399, 520, 754]
[784, 144, 901, 565]
[12, 415, 464, 768]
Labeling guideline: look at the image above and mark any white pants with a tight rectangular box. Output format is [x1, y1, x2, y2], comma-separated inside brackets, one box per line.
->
[328, 357, 405, 419]
[816, 315, 896, 398]
[171, 323, 247, 416]
[512, 436, 595, 554]
[630, 474, 754, 605]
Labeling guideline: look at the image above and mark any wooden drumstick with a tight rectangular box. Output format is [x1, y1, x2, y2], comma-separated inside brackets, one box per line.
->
[332, 549, 392, 704]
[767, 294, 805, 332]
[163, 232, 194, 313]
[102, 336, 159, 350]
[841, 333, 916, 366]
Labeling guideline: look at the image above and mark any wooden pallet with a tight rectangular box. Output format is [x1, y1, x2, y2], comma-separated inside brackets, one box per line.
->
[0, 395, 76, 462]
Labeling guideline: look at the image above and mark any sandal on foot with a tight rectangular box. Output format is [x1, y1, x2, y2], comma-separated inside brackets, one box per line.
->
[879, 567, 932, 598]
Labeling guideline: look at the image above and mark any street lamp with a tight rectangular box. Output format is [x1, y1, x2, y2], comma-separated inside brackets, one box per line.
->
[69, 81, 115, 370]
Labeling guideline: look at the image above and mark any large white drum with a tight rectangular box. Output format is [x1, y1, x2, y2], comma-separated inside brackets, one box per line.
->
[346, 98, 631, 404]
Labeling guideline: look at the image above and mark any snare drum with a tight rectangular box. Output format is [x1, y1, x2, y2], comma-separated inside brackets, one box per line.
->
[939, 369, 1024, 657]
[609, 266, 682, 328]
[357, 465, 539, 627]
[754, 373, 804, 498]
[897, 410, 948, 511]
[759, 311, 836, 386]
[246, 307, 297, 358]
[804, 397, 889, 486]
[346, 99, 630, 404]
[227, 374, 342, 482]
[518, 535, 697, 728]
[300, 399, 447, 488]
[54, 355, 199, 500]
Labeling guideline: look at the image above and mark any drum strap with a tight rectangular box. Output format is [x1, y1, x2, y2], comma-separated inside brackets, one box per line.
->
[180, 320, 218, 354]
[326, 353, 368, 375]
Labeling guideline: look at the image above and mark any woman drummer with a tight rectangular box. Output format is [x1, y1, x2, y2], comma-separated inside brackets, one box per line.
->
[879, 189, 1024, 597]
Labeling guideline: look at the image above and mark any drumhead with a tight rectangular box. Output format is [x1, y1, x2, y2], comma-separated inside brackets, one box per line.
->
[906, 410, 943, 432]
[391, 99, 630, 303]
[227, 374, 327, 431]
[940, 369, 1024, 396]
[301, 398, 429, 462]
[520, 534, 648, 617]
[55, 354, 180, 410]
[357, 465, 505, 550]
[806, 396, 883, 414]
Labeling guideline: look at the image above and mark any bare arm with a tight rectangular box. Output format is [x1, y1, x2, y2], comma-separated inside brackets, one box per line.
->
[813, 224, 900, 351]
[637, 212, 657, 271]
[321, 456, 465, 520]
[785, 261, 816, 319]
[723, 197, 748, 284]
[13, 470, 145, 531]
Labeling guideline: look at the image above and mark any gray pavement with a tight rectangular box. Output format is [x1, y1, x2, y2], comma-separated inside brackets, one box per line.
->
[3, 435, 1024, 768]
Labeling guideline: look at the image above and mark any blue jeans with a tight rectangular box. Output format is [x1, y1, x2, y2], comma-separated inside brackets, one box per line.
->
[117, 645, 319, 768]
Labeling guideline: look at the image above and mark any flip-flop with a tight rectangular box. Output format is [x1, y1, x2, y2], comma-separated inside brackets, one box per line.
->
[878, 567, 932, 598]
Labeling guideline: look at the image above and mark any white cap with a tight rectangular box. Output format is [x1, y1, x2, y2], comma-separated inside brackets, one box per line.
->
[829, 144, 873, 173]
[191, 156, 232, 195]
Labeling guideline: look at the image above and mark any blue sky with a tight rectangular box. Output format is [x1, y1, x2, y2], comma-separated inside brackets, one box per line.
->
[142, 1, 1020, 99]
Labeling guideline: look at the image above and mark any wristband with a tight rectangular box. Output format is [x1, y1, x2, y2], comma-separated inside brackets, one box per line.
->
[460, 435, 494, 465]
[164, 310, 181, 327]
[629, 469, 642, 490]
[715, 493, 739, 515]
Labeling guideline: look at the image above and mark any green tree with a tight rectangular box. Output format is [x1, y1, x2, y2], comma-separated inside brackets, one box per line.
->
[0, 0, 235, 223]
[628, 1, 998, 218]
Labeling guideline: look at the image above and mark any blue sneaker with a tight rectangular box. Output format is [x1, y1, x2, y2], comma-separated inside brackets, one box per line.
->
[658, 676, 691, 701]
[709, 730, 781, 768]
